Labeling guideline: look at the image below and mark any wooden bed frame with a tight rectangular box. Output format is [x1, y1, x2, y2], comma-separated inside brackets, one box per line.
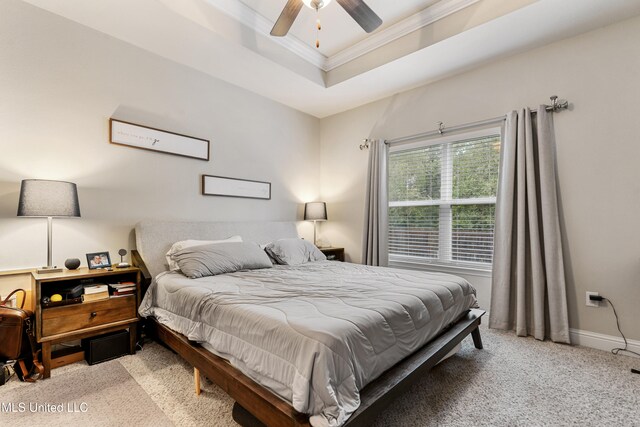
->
[132, 250, 485, 427]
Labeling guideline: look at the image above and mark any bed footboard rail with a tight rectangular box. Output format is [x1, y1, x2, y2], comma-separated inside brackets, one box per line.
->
[344, 308, 485, 426]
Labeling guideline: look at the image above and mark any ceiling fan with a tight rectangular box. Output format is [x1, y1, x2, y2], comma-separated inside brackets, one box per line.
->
[270, 0, 383, 38]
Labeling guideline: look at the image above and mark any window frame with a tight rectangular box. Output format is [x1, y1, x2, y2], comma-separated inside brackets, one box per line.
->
[387, 127, 501, 274]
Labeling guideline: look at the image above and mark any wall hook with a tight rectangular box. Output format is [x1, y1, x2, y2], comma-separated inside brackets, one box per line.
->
[437, 122, 445, 135]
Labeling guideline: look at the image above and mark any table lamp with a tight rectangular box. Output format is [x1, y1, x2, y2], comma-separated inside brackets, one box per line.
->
[17, 179, 81, 274]
[304, 202, 327, 247]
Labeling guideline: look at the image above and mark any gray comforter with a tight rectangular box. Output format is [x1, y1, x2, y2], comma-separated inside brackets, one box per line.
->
[139, 261, 477, 427]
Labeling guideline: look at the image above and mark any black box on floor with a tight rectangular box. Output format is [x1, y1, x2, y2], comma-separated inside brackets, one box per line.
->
[81, 330, 129, 365]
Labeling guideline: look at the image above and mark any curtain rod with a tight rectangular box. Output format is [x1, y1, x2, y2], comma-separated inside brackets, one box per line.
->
[364, 96, 569, 149]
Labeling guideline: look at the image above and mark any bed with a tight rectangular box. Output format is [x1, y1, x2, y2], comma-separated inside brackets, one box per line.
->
[133, 220, 484, 427]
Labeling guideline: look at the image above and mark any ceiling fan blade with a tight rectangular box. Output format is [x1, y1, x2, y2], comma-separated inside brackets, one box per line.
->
[336, 0, 382, 33]
[271, 0, 304, 37]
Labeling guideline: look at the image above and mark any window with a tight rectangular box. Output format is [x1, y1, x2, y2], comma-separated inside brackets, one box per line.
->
[388, 129, 501, 270]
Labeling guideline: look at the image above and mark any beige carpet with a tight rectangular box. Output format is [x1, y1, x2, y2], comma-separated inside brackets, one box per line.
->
[0, 359, 172, 426]
[1, 325, 638, 426]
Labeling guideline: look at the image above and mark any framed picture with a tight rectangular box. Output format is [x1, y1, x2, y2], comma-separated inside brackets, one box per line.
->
[86, 252, 112, 269]
[202, 175, 271, 200]
[109, 118, 210, 161]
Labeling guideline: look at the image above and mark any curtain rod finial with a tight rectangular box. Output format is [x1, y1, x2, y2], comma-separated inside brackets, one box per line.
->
[550, 95, 569, 111]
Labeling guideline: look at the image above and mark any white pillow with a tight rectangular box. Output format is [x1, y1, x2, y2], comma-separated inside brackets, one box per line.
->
[165, 236, 242, 271]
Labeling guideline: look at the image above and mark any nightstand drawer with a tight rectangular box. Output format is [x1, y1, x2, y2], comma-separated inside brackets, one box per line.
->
[41, 296, 136, 337]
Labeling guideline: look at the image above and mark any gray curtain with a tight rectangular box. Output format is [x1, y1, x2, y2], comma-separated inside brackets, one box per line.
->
[489, 107, 570, 344]
[362, 139, 389, 266]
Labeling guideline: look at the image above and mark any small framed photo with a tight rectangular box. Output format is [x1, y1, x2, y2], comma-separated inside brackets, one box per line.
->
[86, 252, 112, 269]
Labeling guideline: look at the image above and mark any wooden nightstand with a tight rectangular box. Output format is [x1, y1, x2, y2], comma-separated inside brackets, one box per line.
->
[319, 247, 345, 262]
[32, 267, 141, 378]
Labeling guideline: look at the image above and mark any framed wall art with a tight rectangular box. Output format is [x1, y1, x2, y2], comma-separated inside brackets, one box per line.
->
[202, 175, 271, 200]
[110, 118, 210, 161]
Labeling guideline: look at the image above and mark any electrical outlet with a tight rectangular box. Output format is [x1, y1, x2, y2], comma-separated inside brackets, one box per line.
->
[586, 291, 601, 307]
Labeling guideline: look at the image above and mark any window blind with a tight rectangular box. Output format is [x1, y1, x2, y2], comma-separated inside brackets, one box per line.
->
[388, 131, 501, 268]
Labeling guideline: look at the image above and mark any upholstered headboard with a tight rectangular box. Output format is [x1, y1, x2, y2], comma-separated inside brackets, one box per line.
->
[134, 220, 299, 278]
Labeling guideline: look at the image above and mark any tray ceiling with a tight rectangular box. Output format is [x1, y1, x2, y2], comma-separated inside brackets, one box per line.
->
[238, 0, 440, 57]
[20, 0, 640, 118]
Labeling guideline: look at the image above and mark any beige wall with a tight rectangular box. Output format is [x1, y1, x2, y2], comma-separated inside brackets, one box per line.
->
[0, 0, 320, 270]
[0, 272, 34, 311]
[320, 15, 640, 340]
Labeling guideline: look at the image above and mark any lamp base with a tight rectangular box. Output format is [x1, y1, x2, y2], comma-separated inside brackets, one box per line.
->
[37, 266, 63, 274]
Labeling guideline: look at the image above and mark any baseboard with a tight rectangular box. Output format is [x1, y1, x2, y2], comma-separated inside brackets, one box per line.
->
[569, 328, 640, 358]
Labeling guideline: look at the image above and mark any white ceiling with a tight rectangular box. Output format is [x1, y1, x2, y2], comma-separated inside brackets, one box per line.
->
[21, 0, 640, 118]
[174, 0, 482, 73]
[238, 0, 439, 57]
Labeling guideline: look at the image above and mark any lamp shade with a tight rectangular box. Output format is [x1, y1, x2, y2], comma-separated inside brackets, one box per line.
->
[17, 179, 81, 217]
[304, 202, 327, 221]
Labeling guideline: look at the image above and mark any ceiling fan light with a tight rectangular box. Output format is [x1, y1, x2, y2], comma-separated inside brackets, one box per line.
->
[302, 0, 332, 10]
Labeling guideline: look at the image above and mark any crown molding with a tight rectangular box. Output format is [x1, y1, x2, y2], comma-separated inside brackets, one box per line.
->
[324, 0, 481, 71]
[207, 0, 479, 73]
[205, 0, 327, 69]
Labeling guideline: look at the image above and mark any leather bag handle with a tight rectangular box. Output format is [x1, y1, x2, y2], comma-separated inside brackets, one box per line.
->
[1, 288, 26, 309]
[22, 317, 44, 382]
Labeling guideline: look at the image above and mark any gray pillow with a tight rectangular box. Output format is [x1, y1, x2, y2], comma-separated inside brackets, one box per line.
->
[265, 238, 327, 266]
[171, 241, 272, 279]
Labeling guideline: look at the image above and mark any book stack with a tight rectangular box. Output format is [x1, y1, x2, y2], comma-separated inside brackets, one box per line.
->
[109, 282, 136, 298]
[82, 284, 110, 302]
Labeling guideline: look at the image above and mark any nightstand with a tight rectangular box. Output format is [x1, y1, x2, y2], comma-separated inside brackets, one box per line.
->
[319, 247, 345, 262]
[32, 267, 141, 378]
